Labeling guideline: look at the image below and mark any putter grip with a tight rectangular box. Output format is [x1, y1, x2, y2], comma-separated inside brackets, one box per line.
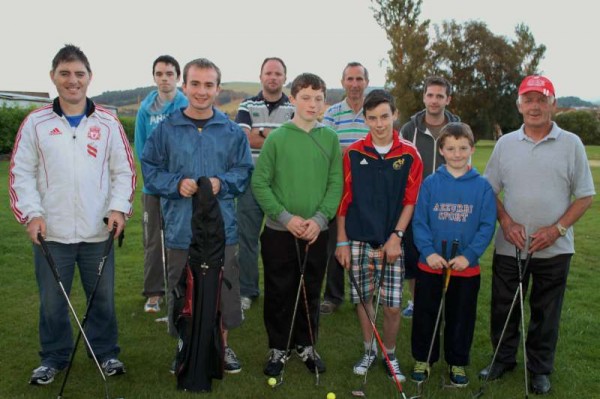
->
[37, 233, 61, 281]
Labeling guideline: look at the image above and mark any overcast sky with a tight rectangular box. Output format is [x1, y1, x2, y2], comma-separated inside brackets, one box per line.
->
[2, 0, 598, 101]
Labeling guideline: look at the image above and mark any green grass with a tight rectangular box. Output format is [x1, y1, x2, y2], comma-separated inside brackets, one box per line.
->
[1, 144, 599, 399]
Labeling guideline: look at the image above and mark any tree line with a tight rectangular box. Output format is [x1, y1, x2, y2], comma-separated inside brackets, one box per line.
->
[372, 0, 558, 139]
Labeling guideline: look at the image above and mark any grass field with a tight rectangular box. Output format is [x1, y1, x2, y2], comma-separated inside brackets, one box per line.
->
[0, 142, 599, 399]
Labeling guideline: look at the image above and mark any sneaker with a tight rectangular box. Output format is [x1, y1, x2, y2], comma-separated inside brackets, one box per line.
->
[411, 361, 429, 382]
[401, 300, 414, 319]
[449, 365, 469, 387]
[170, 359, 176, 375]
[264, 349, 289, 376]
[240, 296, 252, 311]
[224, 346, 242, 374]
[144, 296, 161, 313]
[296, 345, 326, 374]
[382, 354, 406, 382]
[353, 352, 377, 376]
[319, 300, 338, 315]
[29, 366, 60, 385]
[101, 358, 126, 376]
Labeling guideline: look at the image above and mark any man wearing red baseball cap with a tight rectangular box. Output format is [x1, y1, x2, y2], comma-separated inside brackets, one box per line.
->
[480, 75, 595, 394]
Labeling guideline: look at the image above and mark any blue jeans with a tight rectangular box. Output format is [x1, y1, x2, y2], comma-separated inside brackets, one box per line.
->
[34, 240, 120, 369]
[237, 186, 264, 298]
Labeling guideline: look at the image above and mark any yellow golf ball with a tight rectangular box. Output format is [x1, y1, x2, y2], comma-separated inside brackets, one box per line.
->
[267, 377, 277, 387]
[327, 393, 336, 399]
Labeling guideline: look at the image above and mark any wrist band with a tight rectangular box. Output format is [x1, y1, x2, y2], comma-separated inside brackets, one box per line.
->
[336, 241, 350, 247]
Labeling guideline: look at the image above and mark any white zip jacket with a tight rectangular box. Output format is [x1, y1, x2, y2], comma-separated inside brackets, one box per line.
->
[9, 99, 136, 243]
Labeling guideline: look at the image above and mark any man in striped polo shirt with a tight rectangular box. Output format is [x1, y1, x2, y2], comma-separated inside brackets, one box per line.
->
[320, 62, 370, 315]
[235, 58, 295, 311]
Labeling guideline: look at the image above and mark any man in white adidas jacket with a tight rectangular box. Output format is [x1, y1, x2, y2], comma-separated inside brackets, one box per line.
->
[9, 44, 136, 386]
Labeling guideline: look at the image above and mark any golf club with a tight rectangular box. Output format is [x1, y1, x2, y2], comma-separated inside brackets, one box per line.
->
[516, 248, 529, 398]
[417, 239, 459, 393]
[295, 239, 320, 386]
[57, 229, 115, 398]
[474, 248, 533, 398]
[37, 233, 111, 399]
[349, 271, 419, 399]
[351, 253, 388, 398]
[275, 242, 311, 388]
[439, 239, 459, 389]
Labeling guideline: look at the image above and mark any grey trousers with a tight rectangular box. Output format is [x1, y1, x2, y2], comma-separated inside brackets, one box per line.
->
[142, 193, 165, 298]
[167, 246, 242, 337]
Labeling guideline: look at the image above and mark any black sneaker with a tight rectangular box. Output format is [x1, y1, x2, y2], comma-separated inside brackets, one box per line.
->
[224, 346, 242, 374]
[264, 349, 289, 376]
[382, 354, 406, 382]
[29, 366, 61, 385]
[296, 345, 326, 374]
[101, 358, 126, 376]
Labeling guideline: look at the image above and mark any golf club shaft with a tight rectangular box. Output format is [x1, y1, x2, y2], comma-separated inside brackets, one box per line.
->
[279, 241, 311, 385]
[349, 272, 405, 395]
[37, 235, 109, 386]
[58, 231, 115, 397]
[356, 252, 388, 395]
[296, 241, 319, 385]
[517, 248, 532, 398]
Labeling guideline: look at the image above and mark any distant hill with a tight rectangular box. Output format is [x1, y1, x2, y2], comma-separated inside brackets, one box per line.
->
[557, 96, 596, 108]
[91, 82, 349, 117]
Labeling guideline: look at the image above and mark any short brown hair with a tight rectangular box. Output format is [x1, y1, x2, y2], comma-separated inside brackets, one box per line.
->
[183, 58, 221, 86]
[290, 73, 326, 98]
[438, 122, 475, 149]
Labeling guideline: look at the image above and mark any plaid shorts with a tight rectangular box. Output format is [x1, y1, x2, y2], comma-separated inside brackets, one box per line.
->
[349, 241, 404, 308]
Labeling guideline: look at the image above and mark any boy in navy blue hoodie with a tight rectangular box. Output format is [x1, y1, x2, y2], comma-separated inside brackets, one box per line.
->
[410, 122, 496, 387]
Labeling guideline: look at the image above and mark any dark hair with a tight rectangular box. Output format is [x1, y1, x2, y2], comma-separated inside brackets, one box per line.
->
[260, 57, 287, 74]
[424, 76, 452, 96]
[363, 89, 396, 115]
[342, 62, 369, 81]
[51, 44, 91, 73]
[153, 55, 181, 78]
[437, 122, 475, 149]
[183, 58, 221, 86]
[290, 73, 326, 98]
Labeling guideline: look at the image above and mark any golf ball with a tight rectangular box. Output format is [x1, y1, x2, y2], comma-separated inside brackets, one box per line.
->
[327, 393, 336, 399]
[268, 377, 277, 387]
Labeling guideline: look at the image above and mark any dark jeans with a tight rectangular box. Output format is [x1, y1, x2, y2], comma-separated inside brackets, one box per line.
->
[261, 228, 328, 349]
[412, 269, 479, 366]
[490, 253, 571, 374]
[323, 219, 344, 305]
[34, 240, 119, 369]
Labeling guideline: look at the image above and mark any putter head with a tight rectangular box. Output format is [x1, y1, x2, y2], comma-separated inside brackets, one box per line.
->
[351, 389, 366, 397]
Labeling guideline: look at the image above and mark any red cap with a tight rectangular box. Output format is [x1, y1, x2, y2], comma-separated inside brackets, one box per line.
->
[518, 75, 555, 97]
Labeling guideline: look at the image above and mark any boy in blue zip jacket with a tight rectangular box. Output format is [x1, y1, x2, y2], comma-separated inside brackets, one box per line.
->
[141, 58, 253, 374]
[411, 122, 496, 387]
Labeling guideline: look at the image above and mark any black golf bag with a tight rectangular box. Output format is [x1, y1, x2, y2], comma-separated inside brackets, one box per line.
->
[172, 176, 226, 392]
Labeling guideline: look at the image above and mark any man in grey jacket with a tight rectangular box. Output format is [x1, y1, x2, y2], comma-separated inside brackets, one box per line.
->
[399, 76, 460, 319]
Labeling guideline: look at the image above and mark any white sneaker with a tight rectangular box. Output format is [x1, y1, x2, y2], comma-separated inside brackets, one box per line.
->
[240, 296, 252, 311]
[353, 352, 377, 375]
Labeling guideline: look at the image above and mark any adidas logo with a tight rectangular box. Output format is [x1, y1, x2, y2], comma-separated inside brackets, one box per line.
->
[360, 158, 368, 165]
[49, 128, 62, 136]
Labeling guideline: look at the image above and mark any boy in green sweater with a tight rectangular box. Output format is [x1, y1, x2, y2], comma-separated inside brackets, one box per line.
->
[252, 73, 343, 377]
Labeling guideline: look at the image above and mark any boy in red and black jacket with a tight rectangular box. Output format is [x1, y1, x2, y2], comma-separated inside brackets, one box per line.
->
[336, 89, 423, 381]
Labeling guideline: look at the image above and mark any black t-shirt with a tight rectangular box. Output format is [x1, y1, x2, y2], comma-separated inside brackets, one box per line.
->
[183, 113, 211, 132]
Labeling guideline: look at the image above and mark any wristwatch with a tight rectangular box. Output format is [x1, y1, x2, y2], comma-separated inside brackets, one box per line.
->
[556, 223, 567, 236]
[258, 127, 266, 139]
[393, 230, 404, 239]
